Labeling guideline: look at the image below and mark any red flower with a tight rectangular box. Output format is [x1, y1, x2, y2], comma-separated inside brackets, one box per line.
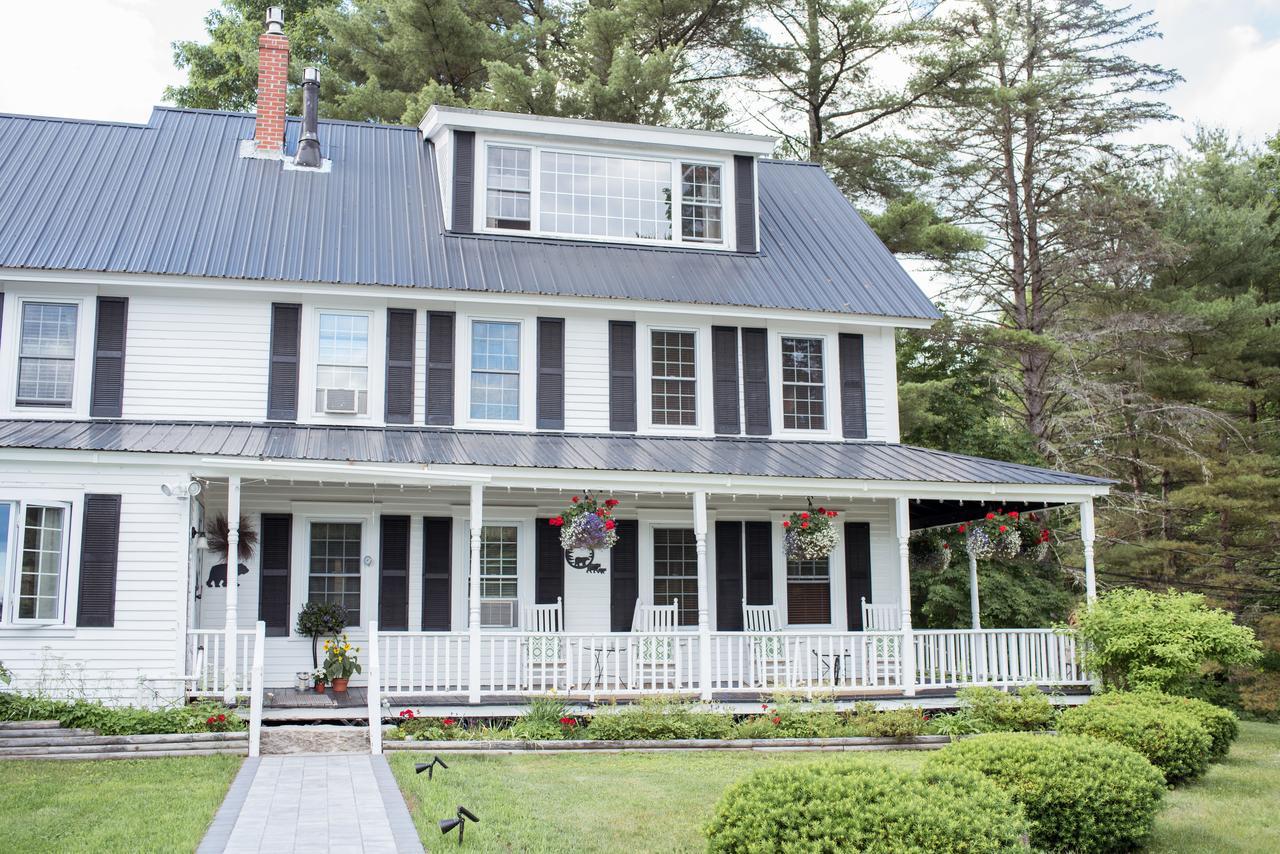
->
[550, 516, 564, 527]
[571, 496, 580, 503]
[1009, 511, 1019, 519]
[605, 499, 619, 507]
[399, 709, 415, 718]
[605, 519, 616, 530]
[218, 714, 226, 722]
[559, 717, 577, 726]
[985, 512, 995, 520]
[827, 510, 838, 518]
[800, 521, 810, 529]
[998, 525, 1007, 533]
[206, 716, 215, 724]
[596, 509, 605, 517]
[1040, 529, 1050, 542]
[817, 507, 826, 514]
[957, 524, 966, 533]
[442, 718, 457, 726]
[800, 512, 810, 519]
[761, 704, 769, 710]
[771, 716, 781, 725]
[782, 520, 791, 528]
[942, 543, 949, 550]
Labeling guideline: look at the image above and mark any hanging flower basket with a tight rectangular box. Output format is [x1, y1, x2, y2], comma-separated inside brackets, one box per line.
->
[782, 505, 840, 561]
[549, 493, 620, 551]
[961, 510, 1053, 562]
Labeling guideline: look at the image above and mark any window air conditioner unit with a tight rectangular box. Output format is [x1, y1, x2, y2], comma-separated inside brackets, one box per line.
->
[480, 599, 517, 629]
[322, 387, 358, 414]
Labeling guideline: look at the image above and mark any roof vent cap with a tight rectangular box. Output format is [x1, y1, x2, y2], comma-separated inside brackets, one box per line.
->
[265, 6, 284, 35]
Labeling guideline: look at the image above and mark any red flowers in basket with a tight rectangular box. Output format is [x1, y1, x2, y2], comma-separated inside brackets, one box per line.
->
[399, 709, 415, 719]
[442, 717, 457, 727]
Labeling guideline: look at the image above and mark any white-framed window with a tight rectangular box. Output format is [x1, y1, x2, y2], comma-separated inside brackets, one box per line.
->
[486, 145, 532, 230]
[786, 557, 831, 625]
[470, 319, 521, 421]
[680, 163, 722, 243]
[307, 521, 363, 625]
[650, 329, 697, 426]
[315, 311, 370, 415]
[16, 302, 78, 408]
[477, 525, 519, 628]
[653, 527, 698, 627]
[781, 336, 826, 430]
[0, 500, 71, 624]
[480, 141, 731, 249]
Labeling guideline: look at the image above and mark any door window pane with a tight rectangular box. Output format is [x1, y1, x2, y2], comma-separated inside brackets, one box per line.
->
[653, 528, 697, 627]
[470, 320, 520, 420]
[786, 557, 831, 624]
[486, 146, 531, 230]
[681, 164, 722, 243]
[478, 525, 518, 628]
[539, 151, 673, 241]
[18, 505, 65, 621]
[315, 312, 369, 414]
[781, 337, 826, 430]
[17, 303, 77, 407]
[651, 330, 696, 426]
[308, 522, 362, 624]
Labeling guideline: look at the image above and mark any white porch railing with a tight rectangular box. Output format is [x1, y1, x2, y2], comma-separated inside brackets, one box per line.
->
[247, 621, 266, 756]
[185, 627, 258, 697]
[914, 629, 1089, 688]
[708, 632, 903, 692]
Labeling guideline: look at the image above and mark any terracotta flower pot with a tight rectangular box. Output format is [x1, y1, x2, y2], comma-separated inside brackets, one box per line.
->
[332, 677, 350, 693]
[314, 680, 326, 694]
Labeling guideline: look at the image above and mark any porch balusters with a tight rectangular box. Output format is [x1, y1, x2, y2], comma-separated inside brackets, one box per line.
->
[467, 483, 484, 703]
[223, 475, 240, 705]
[895, 497, 917, 697]
[693, 491, 712, 701]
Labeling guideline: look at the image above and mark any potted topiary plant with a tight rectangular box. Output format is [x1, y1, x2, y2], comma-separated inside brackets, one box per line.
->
[322, 634, 362, 693]
[295, 601, 348, 669]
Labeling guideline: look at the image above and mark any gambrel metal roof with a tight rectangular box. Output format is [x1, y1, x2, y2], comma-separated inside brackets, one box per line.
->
[0, 108, 941, 320]
[0, 420, 1109, 486]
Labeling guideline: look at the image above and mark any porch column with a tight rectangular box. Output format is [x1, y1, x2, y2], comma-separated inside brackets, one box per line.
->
[968, 550, 982, 630]
[693, 490, 712, 701]
[223, 475, 240, 705]
[1080, 498, 1097, 602]
[468, 483, 484, 704]
[895, 497, 916, 697]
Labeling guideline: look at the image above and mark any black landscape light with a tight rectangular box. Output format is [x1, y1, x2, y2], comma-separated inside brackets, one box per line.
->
[415, 755, 449, 779]
[439, 806, 479, 845]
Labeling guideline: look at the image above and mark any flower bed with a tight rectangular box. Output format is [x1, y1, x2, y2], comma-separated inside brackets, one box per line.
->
[0, 691, 245, 735]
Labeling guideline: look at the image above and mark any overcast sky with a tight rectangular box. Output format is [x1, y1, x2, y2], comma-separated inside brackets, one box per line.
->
[2, 0, 1279, 148]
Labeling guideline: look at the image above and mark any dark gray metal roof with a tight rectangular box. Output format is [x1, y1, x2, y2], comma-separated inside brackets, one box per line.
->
[0, 420, 1108, 486]
[0, 108, 940, 320]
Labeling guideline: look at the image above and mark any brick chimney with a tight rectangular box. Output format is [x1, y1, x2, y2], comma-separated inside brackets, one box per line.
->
[255, 7, 289, 153]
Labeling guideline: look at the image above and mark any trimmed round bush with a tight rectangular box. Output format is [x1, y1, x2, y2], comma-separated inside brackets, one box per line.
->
[927, 733, 1166, 853]
[705, 761, 1029, 853]
[1058, 697, 1212, 782]
[1086, 691, 1239, 761]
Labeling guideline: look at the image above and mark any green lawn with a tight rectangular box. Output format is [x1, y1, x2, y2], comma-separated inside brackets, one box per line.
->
[0, 755, 242, 854]
[390, 722, 1280, 853]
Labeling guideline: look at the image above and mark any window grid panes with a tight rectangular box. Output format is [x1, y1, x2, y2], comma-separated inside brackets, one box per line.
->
[651, 330, 697, 426]
[781, 337, 826, 430]
[486, 146, 531, 230]
[470, 320, 520, 421]
[653, 528, 698, 627]
[540, 151, 673, 241]
[315, 312, 370, 415]
[17, 302, 77, 407]
[786, 557, 831, 625]
[680, 164, 722, 242]
[18, 505, 65, 621]
[478, 525, 518, 628]
[308, 522, 362, 624]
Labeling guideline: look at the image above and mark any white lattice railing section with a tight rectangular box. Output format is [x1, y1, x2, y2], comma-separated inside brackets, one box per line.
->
[914, 629, 1088, 688]
[185, 628, 258, 697]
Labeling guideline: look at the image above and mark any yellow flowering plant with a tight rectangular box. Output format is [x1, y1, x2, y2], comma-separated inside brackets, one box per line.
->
[322, 634, 363, 681]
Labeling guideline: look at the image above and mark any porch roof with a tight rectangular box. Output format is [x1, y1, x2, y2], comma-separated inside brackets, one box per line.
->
[0, 419, 1110, 489]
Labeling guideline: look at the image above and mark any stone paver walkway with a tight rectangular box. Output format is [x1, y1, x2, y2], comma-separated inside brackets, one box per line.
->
[198, 754, 424, 854]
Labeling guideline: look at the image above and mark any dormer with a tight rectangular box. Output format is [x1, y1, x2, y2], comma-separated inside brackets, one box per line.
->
[420, 106, 776, 253]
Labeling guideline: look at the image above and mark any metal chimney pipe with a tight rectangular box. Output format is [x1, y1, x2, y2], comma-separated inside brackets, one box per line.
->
[266, 6, 284, 35]
[295, 66, 323, 168]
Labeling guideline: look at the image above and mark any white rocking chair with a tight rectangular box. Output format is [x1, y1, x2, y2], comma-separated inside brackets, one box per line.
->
[630, 599, 679, 689]
[861, 597, 900, 685]
[743, 604, 788, 687]
[522, 597, 566, 691]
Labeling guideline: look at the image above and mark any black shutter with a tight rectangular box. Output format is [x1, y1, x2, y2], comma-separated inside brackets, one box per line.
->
[715, 521, 744, 630]
[610, 519, 639, 631]
[76, 494, 121, 628]
[452, 130, 476, 233]
[425, 311, 455, 426]
[258, 513, 292, 637]
[844, 522, 873, 630]
[536, 317, 565, 430]
[734, 155, 757, 253]
[838, 332, 868, 439]
[384, 309, 416, 425]
[89, 296, 128, 418]
[608, 321, 637, 432]
[535, 519, 565, 604]
[741, 327, 771, 436]
[422, 517, 452, 630]
[744, 521, 774, 605]
[267, 303, 301, 421]
[711, 325, 741, 435]
[378, 515, 410, 631]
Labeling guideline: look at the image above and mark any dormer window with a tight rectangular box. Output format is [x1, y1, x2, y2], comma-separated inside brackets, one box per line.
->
[681, 164, 722, 243]
[485, 146, 531, 230]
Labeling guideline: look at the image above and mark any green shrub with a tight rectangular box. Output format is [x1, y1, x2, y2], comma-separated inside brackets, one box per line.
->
[1087, 691, 1239, 761]
[393, 713, 468, 741]
[706, 761, 1029, 853]
[0, 692, 243, 735]
[847, 704, 930, 738]
[1070, 589, 1260, 691]
[928, 733, 1164, 853]
[933, 686, 1057, 735]
[586, 698, 732, 741]
[732, 695, 848, 739]
[1057, 697, 1211, 782]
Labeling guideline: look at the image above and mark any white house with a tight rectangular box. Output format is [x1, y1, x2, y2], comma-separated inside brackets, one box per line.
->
[0, 11, 1106, 710]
